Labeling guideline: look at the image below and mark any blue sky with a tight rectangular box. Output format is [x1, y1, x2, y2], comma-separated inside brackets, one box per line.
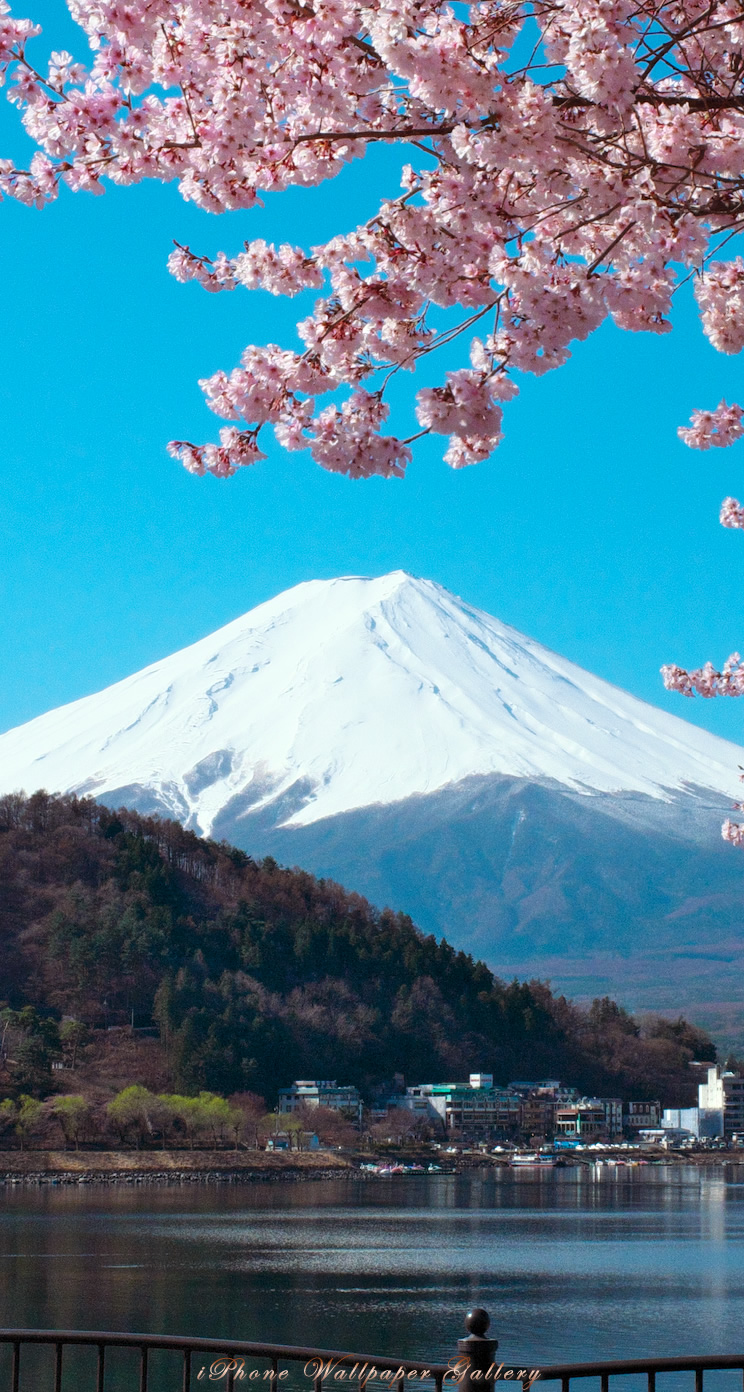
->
[2, 0, 744, 746]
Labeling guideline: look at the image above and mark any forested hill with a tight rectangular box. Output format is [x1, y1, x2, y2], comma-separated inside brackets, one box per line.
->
[0, 791, 715, 1103]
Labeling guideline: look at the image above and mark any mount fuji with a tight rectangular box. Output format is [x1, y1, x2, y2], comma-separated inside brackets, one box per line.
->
[2, 571, 744, 1038]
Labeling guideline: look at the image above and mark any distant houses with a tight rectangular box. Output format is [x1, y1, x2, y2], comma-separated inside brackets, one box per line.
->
[274, 1074, 672, 1145]
[399, 1074, 631, 1144]
[271, 1065, 744, 1148]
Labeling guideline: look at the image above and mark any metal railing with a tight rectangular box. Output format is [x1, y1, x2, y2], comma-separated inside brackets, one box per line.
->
[537, 1358, 744, 1392]
[0, 1309, 742, 1392]
[0, 1328, 455, 1392]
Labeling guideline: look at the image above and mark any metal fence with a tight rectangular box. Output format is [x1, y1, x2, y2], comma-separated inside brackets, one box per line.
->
[538, 1357, 744, 1392]
[0, 1309, 742, 1392]
[0, 1326, 454, 1392]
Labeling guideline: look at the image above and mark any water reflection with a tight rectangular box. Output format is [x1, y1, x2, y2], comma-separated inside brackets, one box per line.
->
[0, 1169, 743, 1372]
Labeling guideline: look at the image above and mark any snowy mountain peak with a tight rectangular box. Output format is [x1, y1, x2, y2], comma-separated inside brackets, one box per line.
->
[1, 571, 742, 835]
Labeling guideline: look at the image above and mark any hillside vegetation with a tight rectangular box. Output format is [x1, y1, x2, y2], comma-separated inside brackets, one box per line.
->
[0, 791, 715, 1104]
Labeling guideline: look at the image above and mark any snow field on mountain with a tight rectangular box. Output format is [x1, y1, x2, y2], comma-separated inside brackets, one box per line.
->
[0, 570, 742, 835]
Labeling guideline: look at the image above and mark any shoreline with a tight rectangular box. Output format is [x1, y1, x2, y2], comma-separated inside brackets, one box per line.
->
[1, 1148, 744, 1185]
[0, 1149, 355, 1185]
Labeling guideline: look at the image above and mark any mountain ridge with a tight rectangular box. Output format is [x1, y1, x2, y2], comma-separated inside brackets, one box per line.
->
[1, 570, 743, 835]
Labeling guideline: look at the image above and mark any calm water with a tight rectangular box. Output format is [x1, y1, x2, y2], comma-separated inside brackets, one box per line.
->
[2, 1168, 744, 1384]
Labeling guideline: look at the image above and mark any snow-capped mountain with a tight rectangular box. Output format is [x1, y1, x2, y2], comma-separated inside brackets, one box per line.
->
[3, 571, 744, 1040]
[0, 570, 742, 831]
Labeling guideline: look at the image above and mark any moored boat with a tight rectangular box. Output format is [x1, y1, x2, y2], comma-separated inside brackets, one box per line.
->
[510, 1152, 558, 1168]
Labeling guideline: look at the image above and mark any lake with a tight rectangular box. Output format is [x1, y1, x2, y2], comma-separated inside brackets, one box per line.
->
[1, 1167, 744, 1386]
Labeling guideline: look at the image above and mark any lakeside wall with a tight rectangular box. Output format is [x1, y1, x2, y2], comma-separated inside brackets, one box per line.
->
[0, 1150, 354, 1182]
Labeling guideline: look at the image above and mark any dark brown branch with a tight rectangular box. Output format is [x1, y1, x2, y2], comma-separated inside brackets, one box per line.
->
[291, 89, 744, 149]
[292, 125, 457, 143]
[557, 91, 744, 110]
[586, 220, 637, 275]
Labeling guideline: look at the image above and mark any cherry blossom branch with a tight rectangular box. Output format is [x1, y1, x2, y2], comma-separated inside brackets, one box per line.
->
[585, 220, 637, 275]
[662, 654, 744, 698]
[5, 0, 744, 482]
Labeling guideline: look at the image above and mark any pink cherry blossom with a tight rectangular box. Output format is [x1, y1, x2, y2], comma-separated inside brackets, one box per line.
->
[416, 368, 504, 467]
[678, 401, 744, 451]
[695, 260, 744, 355]
[722, 820, 744, 846]
[4, 0, 744, 475]
[663, 648, 744, 840]
[720, 497, 744, 529]
[661, 654, 744, 699]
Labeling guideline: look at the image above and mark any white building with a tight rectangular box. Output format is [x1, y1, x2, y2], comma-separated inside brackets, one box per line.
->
[661, 1067, 744, 1140]
[697, 1066, 744, 1138]
[662, 1107, 708, 1137]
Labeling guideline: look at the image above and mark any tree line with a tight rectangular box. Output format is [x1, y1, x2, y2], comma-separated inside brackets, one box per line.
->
[0, 792, 718, 1108]
[0, 1086, 261, 1152]
[0, 1084, 377, 1152]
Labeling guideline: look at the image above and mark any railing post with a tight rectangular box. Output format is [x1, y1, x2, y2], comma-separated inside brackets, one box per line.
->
[456, 1309, 499, 1392]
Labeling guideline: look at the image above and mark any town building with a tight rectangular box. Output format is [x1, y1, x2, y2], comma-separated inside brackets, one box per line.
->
[587, 1097, 623, 1138]
[637, 1127, 694, 1149]
[402, 1074, 521, 1140]
[519, 1092, 556, 1142]
[624, 1100, 661, 1133]
[508, 1081, 619, 1142]
[446, 1084, 521, 1140]
[266, 1131, 321, 1151]
[697, 1065, 744, 1138]
[554, 1103, 607, 1139]
[662, 1069, 744, 1140]
[661, 1107, 715, 1138]
[278, 1080, 362, 1118]
[508, 1080, 566, 1097]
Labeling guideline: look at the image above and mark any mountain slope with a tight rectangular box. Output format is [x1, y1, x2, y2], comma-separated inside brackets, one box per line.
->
[1, 571, 742, 833]
[236, 775, 744, 1019]
[0, 792, 716, 1103]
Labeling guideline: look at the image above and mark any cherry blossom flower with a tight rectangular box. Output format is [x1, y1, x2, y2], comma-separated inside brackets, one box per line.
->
[695, 260, 744, 356]
[678, 401, 744, 451]
[722, 820, 744, 846]
[720, 497, 744, 530]
[661, 654, 744, 699]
